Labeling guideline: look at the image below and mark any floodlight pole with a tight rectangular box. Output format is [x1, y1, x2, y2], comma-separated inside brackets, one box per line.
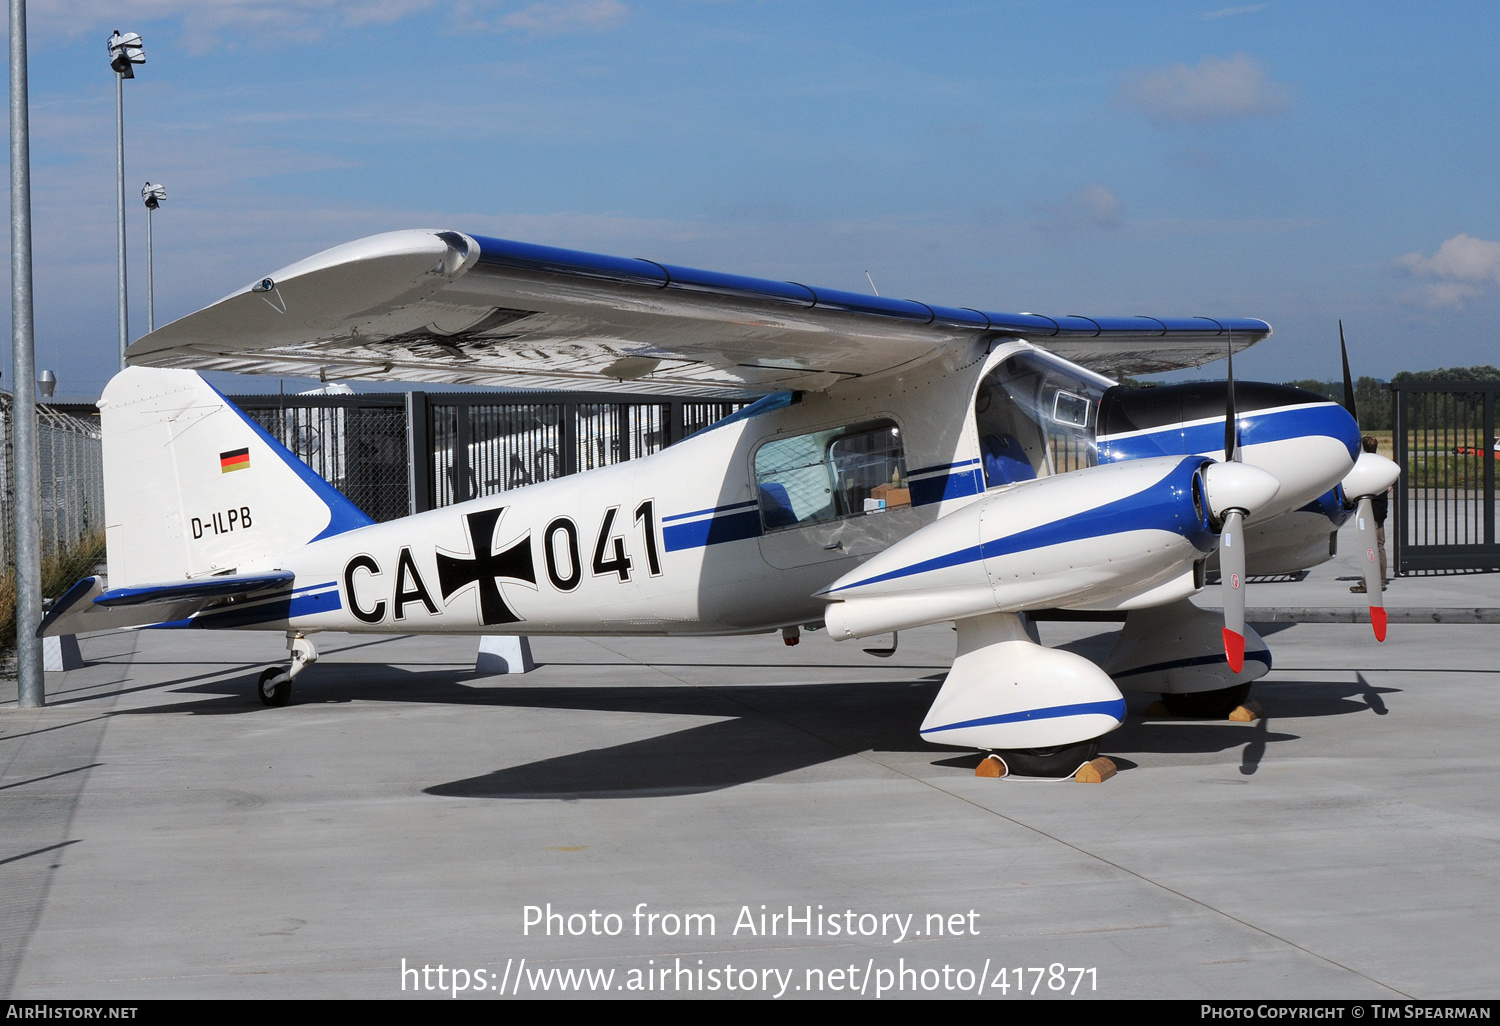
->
[11, 0, 45, 704]
[142, 182, 163, 333]
[114, 65, 128, 368]
[145, 194, 154, 332]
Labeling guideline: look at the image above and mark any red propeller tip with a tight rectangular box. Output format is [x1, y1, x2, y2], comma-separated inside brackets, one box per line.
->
[1370, 606, 1387, 642]
[1222, 628, 1245, 674]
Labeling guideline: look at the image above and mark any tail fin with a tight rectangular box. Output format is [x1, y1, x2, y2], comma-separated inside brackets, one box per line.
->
[101, 367, 374, 588]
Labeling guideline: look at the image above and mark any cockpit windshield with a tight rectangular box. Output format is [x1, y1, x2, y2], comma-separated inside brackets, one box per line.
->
[973, 349, 1114, 488]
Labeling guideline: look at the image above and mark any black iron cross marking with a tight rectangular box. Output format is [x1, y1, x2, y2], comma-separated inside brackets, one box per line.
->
[436, 506, 536, 625]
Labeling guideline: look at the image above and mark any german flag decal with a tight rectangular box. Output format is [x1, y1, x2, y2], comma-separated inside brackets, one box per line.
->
[220, 448, 250, 473]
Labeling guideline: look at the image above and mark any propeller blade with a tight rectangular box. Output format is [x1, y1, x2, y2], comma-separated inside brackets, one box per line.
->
[1220, 508, 1247, 673]
[1339, 319, 1359, 425]
[1355, 495, 1387, 641]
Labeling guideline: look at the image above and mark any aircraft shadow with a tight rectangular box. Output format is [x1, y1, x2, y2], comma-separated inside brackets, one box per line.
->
[107, 663, 1397, 800]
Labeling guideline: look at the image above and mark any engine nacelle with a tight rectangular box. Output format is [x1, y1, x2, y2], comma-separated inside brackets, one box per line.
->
[821, 455, 1217, 640]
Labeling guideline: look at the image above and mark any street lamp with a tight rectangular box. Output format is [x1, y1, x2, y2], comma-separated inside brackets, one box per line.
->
[108, 30, 144, 369]
[142, 181, 165, 332]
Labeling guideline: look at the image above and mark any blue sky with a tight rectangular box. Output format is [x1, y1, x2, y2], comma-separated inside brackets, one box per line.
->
[7, 1, 1500, 398]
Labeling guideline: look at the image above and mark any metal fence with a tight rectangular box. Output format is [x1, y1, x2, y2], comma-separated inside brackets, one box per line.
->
[233, 392, 749, 519]
[242, 400, 412, 523]
[1392, 381, 1499, 573]
[0, 395, 106, 568]
[0, 387, 745, 580]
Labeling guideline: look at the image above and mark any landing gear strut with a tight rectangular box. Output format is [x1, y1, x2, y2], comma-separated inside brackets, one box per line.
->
[257, 632, 318, 708]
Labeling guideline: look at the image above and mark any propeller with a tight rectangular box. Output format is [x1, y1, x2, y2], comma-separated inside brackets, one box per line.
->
[1204, 339, 1280, 674]
[1222, 341, 1244, 671]
[1339, 320, 1389, 642]
[1354, 495, 1386, 641]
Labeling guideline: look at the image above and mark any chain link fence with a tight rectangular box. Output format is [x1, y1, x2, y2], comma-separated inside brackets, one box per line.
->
[0, 395, 106, 569]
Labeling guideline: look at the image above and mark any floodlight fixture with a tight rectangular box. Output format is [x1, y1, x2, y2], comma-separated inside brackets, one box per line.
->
[37, 370, 56, 398]
[108, 30, 144, 78]
[141, 181, 165, 210]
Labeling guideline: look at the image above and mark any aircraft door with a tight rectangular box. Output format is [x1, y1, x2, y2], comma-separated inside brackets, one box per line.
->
[973, 350, 1111, 490]
[755, 419, 919, 569]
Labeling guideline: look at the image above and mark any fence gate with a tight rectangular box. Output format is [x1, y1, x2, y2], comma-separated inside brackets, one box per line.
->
[1392, 381, 1500, 573]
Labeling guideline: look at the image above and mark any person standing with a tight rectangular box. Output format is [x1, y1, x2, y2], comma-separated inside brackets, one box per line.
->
[1351, 434, 1389, 592]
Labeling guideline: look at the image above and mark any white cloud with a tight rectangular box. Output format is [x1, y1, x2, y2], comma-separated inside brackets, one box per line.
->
[1073, 184, 1121, 226]
[1117, 53, 1289, 126]
[490, 0, 628, 36]
[1202, 5, 1266, 20]
[1398, 234, 1500, 308]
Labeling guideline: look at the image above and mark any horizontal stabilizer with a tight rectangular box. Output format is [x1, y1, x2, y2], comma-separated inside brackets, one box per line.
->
[38, 577, 207, 637]
[37, 571, 295, 637]
[95, 570, 295, 607]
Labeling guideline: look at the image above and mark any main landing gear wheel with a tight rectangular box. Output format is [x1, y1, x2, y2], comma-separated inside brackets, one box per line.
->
[988, 739, 1099, 778]
[258, 668, 291, 707]
[1159, 682, 1251, 719]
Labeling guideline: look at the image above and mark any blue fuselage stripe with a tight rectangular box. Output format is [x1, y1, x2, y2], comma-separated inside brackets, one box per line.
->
[663, 510, 763, 551]
[1099, 404, 1358, 464]
[662, 500, 758, 524]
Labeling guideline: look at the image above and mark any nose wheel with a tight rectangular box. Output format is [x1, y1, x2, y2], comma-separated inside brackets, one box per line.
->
[256, 632, 318, 707]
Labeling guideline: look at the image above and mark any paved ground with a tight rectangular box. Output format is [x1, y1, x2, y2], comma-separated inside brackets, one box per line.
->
[3, 526, 1498, 1000]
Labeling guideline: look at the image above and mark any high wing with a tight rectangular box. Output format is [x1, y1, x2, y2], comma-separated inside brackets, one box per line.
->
[127, 229, 1271, 396]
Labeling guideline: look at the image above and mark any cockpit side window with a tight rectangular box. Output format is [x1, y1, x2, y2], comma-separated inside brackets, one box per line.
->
[974, 351, 1112, 489]
[754, 420, 909, 530]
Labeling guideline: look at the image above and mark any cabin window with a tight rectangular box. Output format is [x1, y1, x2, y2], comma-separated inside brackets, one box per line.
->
[973, 350, 1112, 488]
[754, 420, 909, 530]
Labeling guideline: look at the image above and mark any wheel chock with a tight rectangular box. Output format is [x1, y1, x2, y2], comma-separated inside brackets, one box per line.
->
[1074, 757, 1117, 784]
[975, 754, 1007, 778]
[1228, 700, 1264, 722]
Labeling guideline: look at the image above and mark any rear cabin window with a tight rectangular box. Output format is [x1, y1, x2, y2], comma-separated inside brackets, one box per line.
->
[754, 420, 909, 530]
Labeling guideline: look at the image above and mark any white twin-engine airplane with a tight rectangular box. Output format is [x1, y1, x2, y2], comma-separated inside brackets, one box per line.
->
[40, 230, 1400, 777]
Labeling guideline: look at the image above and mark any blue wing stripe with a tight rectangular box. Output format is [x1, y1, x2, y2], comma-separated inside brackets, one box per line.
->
[468, 235, 1271, 341]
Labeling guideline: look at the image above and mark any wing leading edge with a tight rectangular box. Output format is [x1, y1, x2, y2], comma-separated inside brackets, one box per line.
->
[127, 229, 1271, 394]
